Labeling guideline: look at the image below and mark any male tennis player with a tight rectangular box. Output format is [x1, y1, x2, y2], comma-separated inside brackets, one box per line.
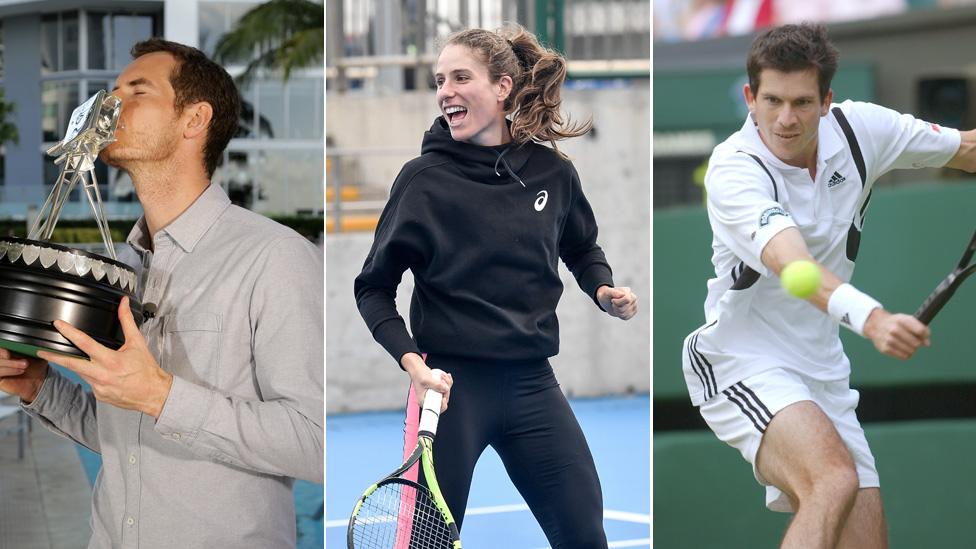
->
[683, 24, 976, 549]
[0, 40, 322, 548]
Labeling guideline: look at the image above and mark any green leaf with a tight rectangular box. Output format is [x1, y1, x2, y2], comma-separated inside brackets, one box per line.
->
[213, 0, 324, 84]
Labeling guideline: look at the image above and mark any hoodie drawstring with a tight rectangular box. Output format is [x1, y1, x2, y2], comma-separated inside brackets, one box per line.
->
[493, 147, 526, 188]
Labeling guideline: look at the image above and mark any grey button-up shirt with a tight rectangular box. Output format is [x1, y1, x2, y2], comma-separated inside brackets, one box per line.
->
[23, 184, 323, 548]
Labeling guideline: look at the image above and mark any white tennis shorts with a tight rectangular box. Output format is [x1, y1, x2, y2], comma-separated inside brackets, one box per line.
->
[698, 367, 879, 512]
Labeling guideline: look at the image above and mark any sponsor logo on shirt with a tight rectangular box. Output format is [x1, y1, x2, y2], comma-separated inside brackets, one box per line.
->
[930, 122, 941, 133]
[534, 190, 548, 212]
[758, 206, 789, 227]
[827, 171, 847, 188]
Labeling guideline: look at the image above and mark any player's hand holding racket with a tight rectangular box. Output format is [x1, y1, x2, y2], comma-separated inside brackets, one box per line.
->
[347, 371, 461, 549]
[860, 228, 975, 359]
[402, 353, 452, 413]
[863, 310, 930, 360]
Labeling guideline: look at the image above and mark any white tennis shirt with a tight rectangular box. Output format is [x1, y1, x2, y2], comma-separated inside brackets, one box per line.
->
[683, 100, 961, 406]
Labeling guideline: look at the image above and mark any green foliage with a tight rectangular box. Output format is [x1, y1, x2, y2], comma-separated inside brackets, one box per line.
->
[214, 0, 324, 84]
[50, 227, 128, 244]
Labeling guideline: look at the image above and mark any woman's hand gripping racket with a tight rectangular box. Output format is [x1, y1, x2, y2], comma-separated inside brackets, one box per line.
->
[347, 373, 461, 549]
[915, 229, 976, 324]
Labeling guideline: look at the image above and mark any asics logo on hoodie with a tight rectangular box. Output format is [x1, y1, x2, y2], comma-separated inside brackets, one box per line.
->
[535, 190, 548, 212]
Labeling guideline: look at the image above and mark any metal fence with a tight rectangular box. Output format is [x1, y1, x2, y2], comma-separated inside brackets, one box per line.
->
[325, 146, 414, 234]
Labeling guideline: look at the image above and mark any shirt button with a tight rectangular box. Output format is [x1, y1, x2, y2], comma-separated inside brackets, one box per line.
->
[129, 454, 136, 465]
[126, 516, 135, 526]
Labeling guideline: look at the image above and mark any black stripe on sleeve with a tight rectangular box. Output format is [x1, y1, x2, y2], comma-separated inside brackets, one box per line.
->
[738, 151, 779, 201]
[729, 263, 761, 290]
[728, 152, 778, 288]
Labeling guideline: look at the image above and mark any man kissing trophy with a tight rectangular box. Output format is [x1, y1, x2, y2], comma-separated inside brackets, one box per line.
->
[0, 90, 141, 357]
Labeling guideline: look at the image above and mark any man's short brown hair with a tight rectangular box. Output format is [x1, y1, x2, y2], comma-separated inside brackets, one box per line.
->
[131, 39, 241, 177]
[747, 24, 839, 102]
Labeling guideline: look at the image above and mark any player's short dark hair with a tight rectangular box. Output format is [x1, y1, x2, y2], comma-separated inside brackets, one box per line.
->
[131, 38, 241, 177]
[746, 24, 839, 102]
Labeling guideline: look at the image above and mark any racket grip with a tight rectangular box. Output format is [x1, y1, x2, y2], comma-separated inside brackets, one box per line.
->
[418, 375, 444, 437]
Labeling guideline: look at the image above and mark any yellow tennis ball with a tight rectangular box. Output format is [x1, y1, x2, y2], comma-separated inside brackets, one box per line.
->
[781, 260, 821, 298]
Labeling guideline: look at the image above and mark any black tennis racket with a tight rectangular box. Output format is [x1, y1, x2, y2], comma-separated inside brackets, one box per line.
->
[347, 376, 461, 549]
[915, 229, 976, 324]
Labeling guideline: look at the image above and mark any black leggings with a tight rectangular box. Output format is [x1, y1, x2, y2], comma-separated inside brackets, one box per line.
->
[414, 355, 608, 549]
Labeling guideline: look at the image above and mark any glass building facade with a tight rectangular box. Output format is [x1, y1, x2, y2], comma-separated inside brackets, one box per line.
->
[0, 0, 323, 218]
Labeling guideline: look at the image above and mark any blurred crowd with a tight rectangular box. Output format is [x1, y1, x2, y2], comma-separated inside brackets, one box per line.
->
[654, 0, 976, 42]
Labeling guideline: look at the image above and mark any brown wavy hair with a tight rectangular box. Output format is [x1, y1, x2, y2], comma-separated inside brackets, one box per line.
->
[442, 24, 590, 154]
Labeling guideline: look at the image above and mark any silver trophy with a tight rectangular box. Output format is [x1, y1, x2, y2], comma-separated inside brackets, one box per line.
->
[0, 91, 142, 358]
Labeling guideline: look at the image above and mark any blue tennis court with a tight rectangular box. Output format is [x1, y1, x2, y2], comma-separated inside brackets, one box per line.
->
[326, 394, 650, 548]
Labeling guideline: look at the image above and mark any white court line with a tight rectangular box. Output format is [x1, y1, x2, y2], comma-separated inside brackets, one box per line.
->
[607, 539, 652, 548]
[326, 505, 651, 528]
[464, 503, 531, 516]
[604, 510, 652, 524]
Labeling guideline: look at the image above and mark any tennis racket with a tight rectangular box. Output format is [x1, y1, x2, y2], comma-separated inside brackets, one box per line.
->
[914, 229, 976, 324]
[347, 375, 461, 549]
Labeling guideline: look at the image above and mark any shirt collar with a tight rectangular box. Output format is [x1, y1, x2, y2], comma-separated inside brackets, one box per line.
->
[126, 184, 232, 254]
[737, 109, 845, 170]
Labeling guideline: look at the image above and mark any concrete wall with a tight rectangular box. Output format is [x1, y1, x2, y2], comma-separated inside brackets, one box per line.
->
[326, 85, 650, 413]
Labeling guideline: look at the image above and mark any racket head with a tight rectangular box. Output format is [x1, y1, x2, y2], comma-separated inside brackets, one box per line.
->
[347, 476, 460, 549]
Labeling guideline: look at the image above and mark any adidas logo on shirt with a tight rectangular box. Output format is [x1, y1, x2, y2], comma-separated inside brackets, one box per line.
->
[840, 313, 851, 326]
[827, 171, 847, 188]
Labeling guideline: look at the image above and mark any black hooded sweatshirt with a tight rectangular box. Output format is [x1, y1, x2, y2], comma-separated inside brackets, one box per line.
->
[354, 117, 614, 365]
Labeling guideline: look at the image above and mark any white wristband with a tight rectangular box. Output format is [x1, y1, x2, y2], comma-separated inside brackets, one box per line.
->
[827, 283, 882, 337]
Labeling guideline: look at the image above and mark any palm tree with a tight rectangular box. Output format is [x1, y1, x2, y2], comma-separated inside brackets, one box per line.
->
[213, 0, 323, 84]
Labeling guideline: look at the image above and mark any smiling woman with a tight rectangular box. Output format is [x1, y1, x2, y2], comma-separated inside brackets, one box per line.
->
[351, 23, 639, 549]
[433, 26, 590, 153]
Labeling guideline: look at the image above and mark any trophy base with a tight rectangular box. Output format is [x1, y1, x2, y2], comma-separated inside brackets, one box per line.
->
[0, 237, 142, 359]
[0, 337, 73, 359]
